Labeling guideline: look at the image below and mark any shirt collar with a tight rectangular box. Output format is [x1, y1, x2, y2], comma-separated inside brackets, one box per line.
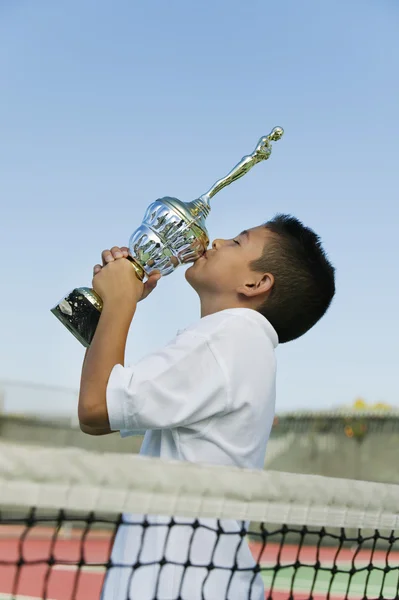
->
[179, 308, 278, 348]
[222, 308, 279, 348]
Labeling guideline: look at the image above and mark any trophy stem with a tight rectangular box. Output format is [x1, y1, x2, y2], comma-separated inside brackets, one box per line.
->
[184, 197, 211, 220]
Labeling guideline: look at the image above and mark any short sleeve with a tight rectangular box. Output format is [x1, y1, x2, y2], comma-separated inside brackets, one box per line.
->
[106, 332, 228, 432]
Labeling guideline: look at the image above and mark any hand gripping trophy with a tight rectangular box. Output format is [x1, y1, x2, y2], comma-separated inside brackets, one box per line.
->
[51, 127, 284, 347]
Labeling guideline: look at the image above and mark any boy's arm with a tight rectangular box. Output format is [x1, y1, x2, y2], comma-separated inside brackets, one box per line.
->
[78, 249, 160, 430]
[78, 300, 134, 428]
[79, 349, 116, 435]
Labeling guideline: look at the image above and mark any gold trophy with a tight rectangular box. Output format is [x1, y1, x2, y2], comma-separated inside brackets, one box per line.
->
[51, 127, 284, 347]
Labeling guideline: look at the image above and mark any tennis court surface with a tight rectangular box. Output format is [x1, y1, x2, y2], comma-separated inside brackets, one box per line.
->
[1, 442, 398, 599]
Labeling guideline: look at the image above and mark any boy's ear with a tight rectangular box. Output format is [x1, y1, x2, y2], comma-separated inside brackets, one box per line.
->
[237, 273, 274, 298]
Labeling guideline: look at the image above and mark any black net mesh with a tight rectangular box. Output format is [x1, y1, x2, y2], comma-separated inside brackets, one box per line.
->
[1, 508, 398, 600]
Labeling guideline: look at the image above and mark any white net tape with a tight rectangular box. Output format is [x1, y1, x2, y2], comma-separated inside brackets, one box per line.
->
[1, 441, 398, 530]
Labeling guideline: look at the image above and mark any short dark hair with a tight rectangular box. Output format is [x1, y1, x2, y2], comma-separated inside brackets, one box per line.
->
[250, 214, 335, 343]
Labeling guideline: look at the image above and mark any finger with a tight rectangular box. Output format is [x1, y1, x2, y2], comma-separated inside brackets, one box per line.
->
[110, 246, 123, 259]
[146, 271, 161, 286]
[141, 272, 161, 300]
[102, 249, 113, 265]
[152, 272, 162, 283]
[121, 246, 129, 258]
[93, 264, 102, 276]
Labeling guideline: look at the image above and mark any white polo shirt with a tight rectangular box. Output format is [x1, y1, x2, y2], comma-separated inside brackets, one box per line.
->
[102, 308, 278, 600]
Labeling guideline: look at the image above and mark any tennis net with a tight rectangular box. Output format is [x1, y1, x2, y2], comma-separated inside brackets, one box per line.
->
[0, 441, 398, 600]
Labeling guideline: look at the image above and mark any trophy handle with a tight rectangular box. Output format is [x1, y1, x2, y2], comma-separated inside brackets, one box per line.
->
[199, 126, 283, 206]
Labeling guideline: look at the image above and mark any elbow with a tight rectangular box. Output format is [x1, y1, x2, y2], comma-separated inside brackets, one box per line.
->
[78, 397, 109, 430]
[79, 421, 96, 435]
[79, 421, 109, 436]
[78, 404, 93, 428]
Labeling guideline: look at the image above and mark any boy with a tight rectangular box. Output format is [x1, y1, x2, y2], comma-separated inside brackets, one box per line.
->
[78, 214, 335, 599]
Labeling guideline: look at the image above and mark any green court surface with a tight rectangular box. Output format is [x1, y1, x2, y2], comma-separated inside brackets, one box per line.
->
[261, 565, 399, 599]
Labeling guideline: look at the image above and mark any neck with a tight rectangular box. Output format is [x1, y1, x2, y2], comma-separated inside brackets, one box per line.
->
[199, 293, 251, 318]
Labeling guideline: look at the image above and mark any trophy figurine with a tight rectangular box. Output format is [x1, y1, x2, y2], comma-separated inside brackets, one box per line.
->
[51, 127, 284, 347]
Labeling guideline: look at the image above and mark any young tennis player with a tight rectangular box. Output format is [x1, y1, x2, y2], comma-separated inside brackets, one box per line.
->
[78, 214, 335, 599]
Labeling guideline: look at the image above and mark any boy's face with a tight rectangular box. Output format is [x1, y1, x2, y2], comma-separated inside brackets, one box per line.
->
[185, 225, 271, 300]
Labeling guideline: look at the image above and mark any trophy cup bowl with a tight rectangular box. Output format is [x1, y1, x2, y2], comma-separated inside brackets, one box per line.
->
[51, 127, 284, 347]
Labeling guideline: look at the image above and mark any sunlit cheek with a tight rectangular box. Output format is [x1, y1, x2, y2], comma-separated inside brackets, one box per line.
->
[213, 259, 239, 290]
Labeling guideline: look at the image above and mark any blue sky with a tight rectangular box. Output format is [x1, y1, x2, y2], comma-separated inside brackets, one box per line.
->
[1, 0, 398, 416]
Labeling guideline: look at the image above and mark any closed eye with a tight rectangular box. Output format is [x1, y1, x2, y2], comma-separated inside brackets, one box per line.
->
[233, 239, 240, 245]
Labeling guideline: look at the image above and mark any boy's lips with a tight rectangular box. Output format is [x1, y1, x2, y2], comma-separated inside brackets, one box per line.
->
[195, 249, 211, 263]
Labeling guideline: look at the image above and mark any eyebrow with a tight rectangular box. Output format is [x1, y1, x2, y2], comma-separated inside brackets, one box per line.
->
[239, 230, 250, 240]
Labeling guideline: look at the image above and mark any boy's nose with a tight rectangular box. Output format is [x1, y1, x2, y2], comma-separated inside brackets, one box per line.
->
[212, 238, 225, 250]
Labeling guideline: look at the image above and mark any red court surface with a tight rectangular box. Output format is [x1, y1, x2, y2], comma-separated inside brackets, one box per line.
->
[1, 526, 398, 599]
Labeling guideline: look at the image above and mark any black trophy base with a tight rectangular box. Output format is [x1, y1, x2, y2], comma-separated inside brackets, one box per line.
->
[51, 287, 103, 348]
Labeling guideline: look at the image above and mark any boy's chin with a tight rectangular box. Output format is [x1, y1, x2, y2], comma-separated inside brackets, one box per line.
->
[185, 264, 196, 285]
[185, 264, 202, 291]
